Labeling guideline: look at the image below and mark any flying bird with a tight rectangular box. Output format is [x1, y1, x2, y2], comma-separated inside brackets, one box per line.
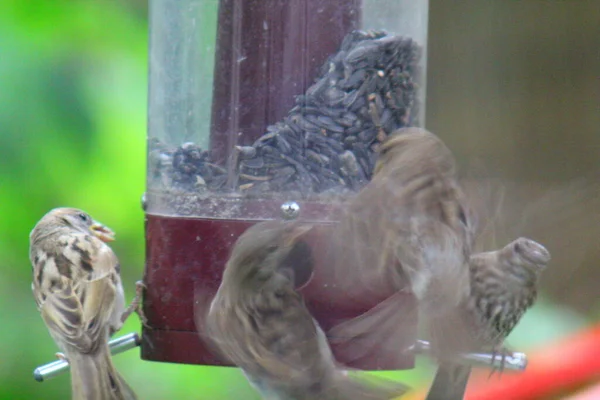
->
[327, 128, 476, 366]
[204, 220, 409, 400]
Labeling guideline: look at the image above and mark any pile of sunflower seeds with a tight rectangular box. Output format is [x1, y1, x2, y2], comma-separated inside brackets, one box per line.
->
[148, 30, 421, 201]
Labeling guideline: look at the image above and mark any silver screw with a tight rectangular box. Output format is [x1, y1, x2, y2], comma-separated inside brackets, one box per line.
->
[281, 201, 300, 220]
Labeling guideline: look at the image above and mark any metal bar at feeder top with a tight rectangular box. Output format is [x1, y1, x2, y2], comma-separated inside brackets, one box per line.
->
[33, 333, 141, 382]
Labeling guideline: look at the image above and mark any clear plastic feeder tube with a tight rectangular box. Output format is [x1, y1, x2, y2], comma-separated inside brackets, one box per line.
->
[146, 0, 429, 219]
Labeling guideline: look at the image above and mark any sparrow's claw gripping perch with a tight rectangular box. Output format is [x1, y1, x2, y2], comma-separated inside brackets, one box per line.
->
[488, 346, 513, 379]
[55, 352, 68, 363]
[121, 281, 150, 329]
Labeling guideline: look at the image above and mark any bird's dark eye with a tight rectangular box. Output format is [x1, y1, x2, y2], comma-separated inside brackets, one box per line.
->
[78, 213, 89, 222]
[513, 242, 522, 254]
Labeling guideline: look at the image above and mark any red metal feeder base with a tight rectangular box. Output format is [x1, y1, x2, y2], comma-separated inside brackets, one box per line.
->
[142, 200, 417, 370]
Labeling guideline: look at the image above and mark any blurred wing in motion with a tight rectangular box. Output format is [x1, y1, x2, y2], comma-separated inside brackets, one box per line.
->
[204, 221, 409, 400]
[330, 128, 475, 306]
[325, 128, 476, 367]
[328, 292, 418, 368]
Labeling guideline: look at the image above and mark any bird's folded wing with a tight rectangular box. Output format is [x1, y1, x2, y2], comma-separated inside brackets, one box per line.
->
[41, 275, 116, 354]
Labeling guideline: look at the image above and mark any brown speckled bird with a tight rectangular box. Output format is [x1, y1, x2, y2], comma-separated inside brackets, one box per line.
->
[30, 208, 143, 400]
[204, 220, 409, 400]
[427, 237, 550, 398]
[326, 128, 476, 366]
[469, 237, 550, 347]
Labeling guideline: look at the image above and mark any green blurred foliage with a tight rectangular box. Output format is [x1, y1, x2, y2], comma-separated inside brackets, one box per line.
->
[0, 1, 593, 399]
[0, 1, 275, 398]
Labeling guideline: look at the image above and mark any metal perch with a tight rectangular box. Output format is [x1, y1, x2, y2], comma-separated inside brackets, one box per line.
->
[409, 339, 528, 371]
[33, 333, 141, 382]
[409, 340, 528, 400]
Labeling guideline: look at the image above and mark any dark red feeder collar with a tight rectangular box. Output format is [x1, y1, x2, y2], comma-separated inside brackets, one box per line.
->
[141, 198, 417, 370]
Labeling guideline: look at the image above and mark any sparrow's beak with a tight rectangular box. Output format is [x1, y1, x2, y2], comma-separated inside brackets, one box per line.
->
[90, 221, 116, 242]
[284, 224, 314, 247]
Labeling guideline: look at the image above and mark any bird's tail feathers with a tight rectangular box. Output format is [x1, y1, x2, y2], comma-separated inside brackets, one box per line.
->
[68, 346, 137, 400]
[331, 370, 410, 400]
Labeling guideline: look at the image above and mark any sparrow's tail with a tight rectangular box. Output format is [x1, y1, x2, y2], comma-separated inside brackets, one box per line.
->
[68, 346, 137, 400]
[327, 292, 418, 371]
[331, 371, 410, 400]
[425, 363, 472, 400]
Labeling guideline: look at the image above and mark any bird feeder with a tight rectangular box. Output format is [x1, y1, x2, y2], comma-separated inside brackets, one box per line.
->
[142, 0, 429, 370]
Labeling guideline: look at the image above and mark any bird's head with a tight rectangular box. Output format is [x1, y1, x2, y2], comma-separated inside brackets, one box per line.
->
[503, 237, 551, 274]
[31, 207, 115, 243]
[223, 221, 315, 291]
[374, 127, 456, 177]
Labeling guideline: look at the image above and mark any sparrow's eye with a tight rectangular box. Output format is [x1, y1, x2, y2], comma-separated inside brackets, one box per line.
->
[78, 213, 89, 222]
[513, 241, 522, 254]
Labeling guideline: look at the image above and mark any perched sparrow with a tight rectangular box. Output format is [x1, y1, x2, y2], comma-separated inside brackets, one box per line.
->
[30, 208, 143, 400]
[327, 128, 475, 365]
[427, 237, 550, 398]
[204, 220, 408, 400]
[463, 177, 600, 313]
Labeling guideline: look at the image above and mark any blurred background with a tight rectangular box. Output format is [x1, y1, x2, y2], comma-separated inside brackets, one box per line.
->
[0, 0, 598, 399]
